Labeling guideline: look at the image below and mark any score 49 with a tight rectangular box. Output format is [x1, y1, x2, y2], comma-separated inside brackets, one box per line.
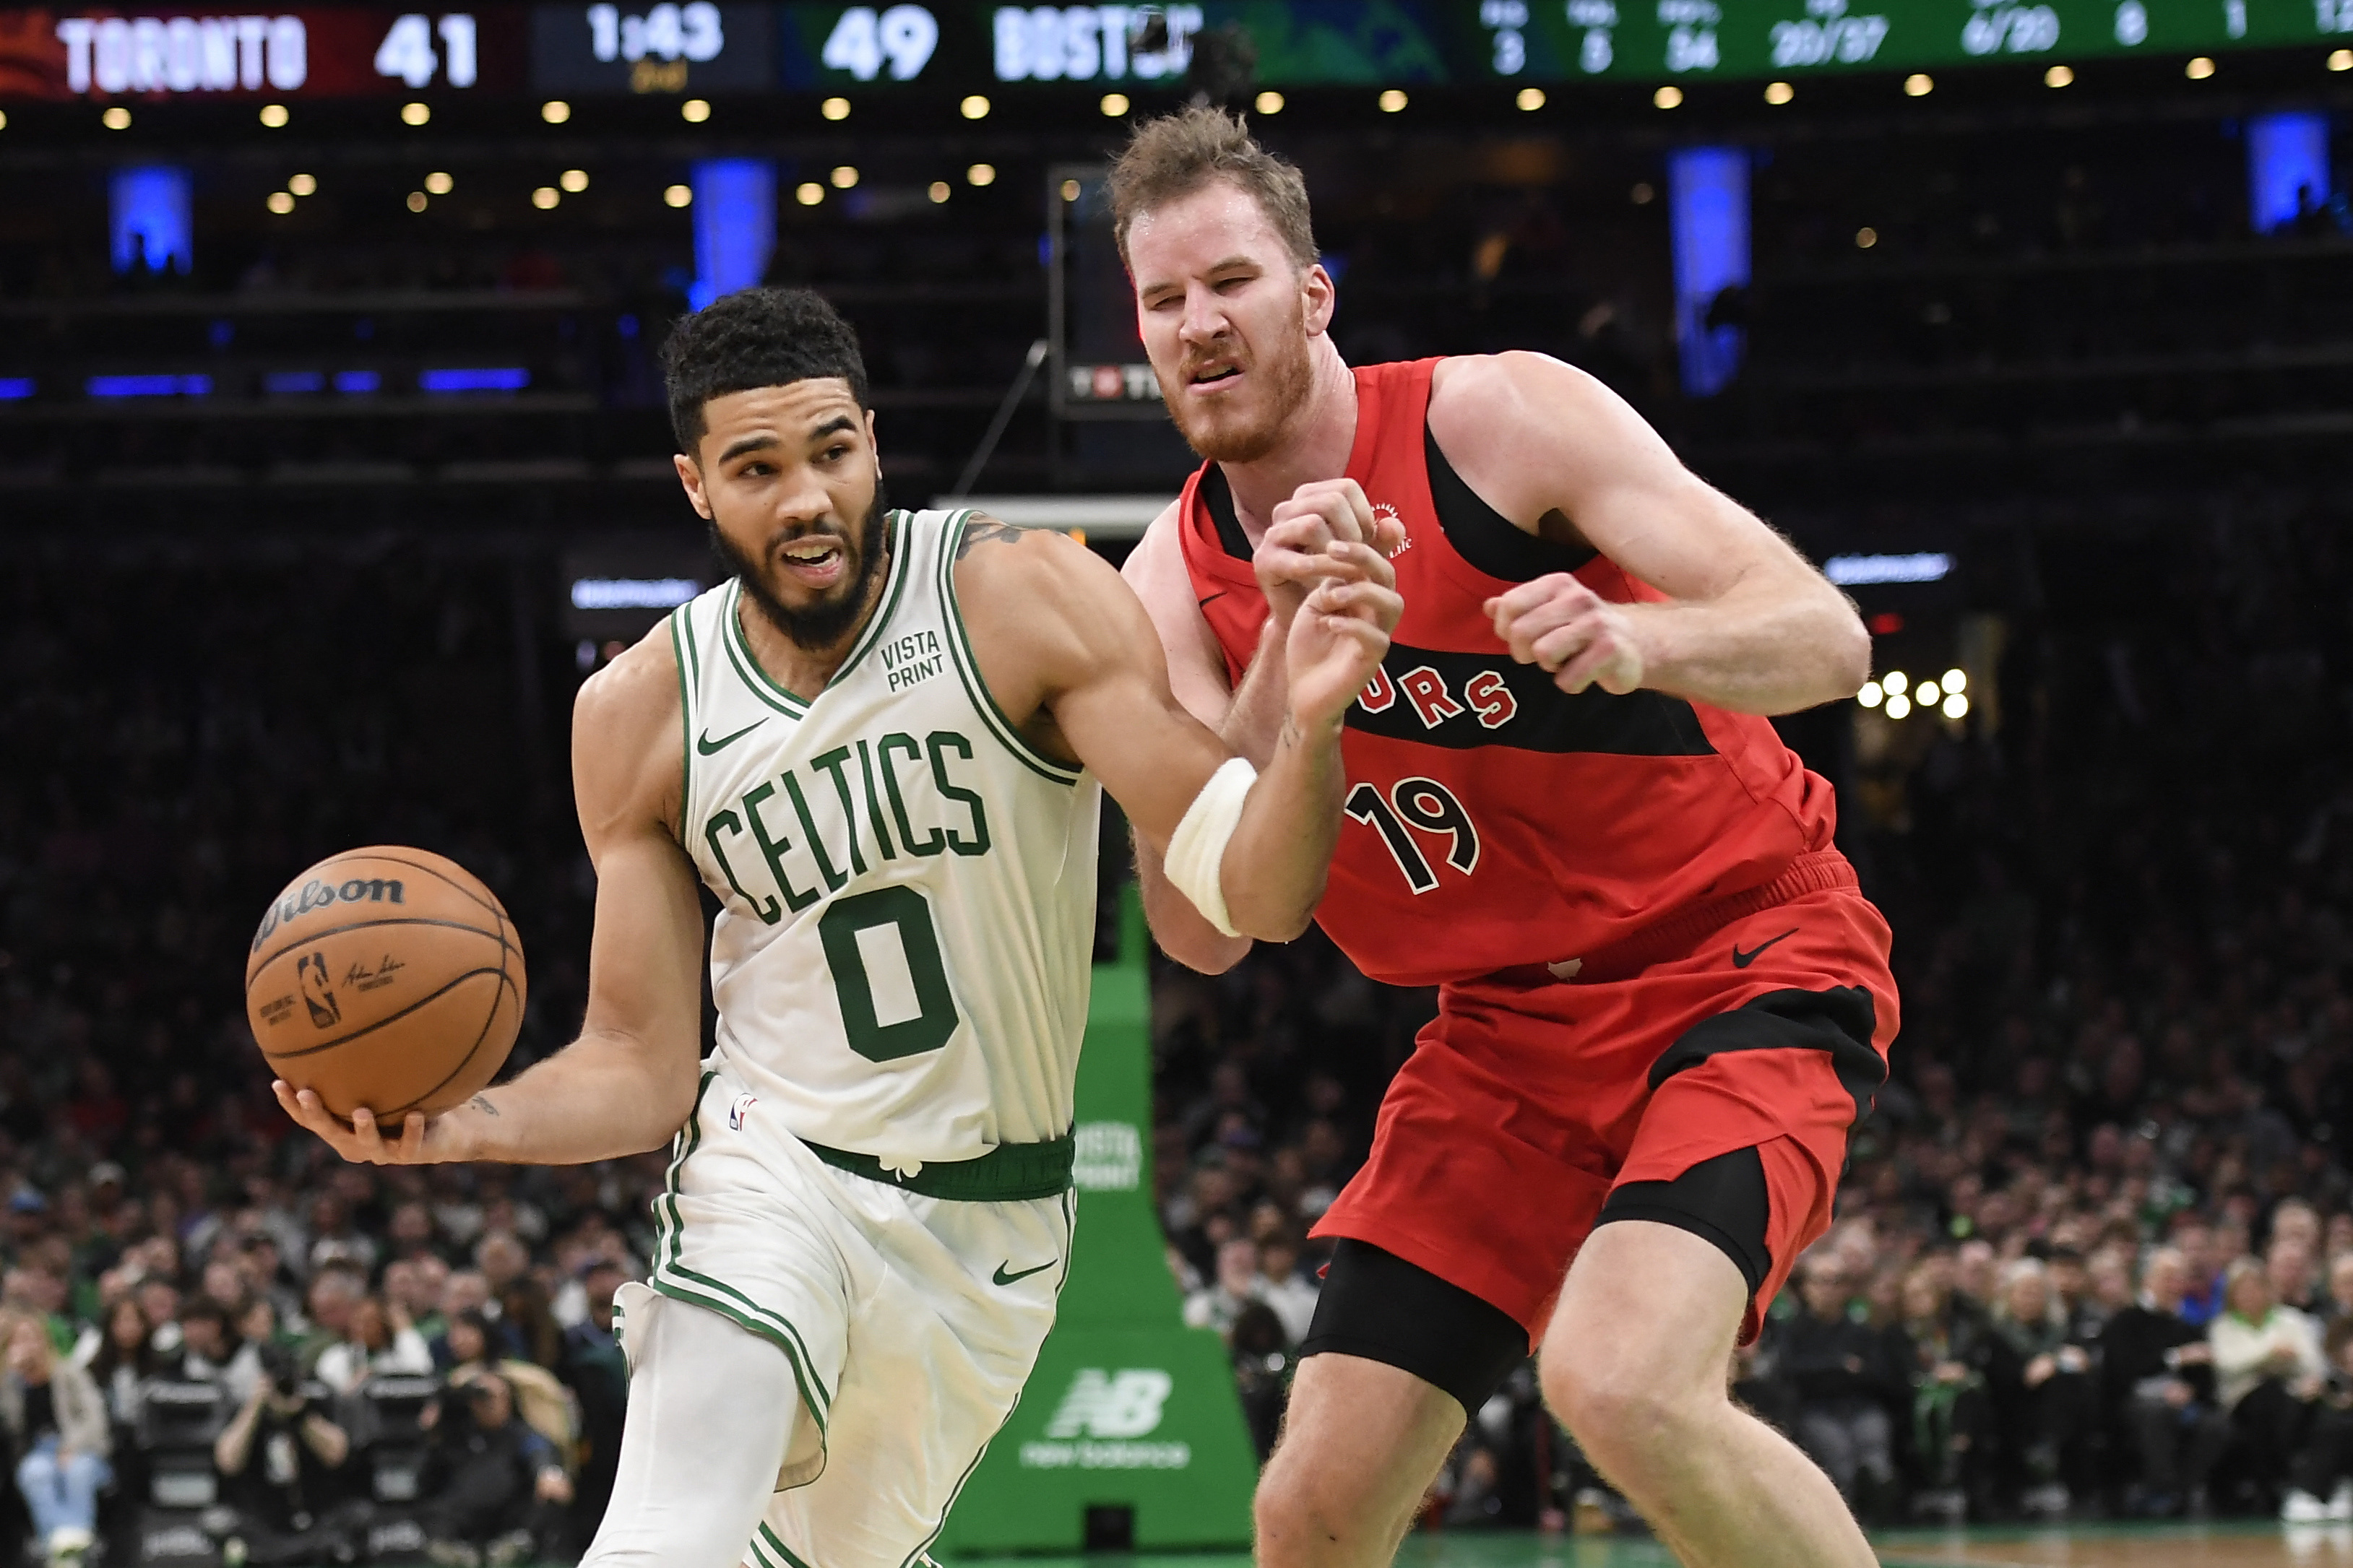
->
[821, 4, 940, 79]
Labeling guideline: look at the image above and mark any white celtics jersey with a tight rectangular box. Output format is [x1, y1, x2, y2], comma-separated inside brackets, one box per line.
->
[670, 508, 1102, 1164]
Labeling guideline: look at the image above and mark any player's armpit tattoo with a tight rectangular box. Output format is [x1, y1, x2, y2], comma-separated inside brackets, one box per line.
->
[955, 519, 1026, 558]
[469, 1094, 499, 1117]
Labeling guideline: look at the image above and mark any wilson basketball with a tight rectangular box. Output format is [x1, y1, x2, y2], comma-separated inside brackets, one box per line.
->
[244, 846, 525, 1124]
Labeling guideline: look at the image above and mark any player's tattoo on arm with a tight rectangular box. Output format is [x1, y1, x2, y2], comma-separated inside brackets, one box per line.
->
[469, 1094, 499, 1117]
[955, 519, 1026, 558]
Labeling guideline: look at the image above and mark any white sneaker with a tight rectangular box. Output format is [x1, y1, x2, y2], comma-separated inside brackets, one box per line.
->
[2283, 1489, 2331, 1524]
[2330, 1480, 2353, 1521]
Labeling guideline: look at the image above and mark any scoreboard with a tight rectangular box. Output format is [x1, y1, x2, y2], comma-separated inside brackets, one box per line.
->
[4, 0, 2349, 100]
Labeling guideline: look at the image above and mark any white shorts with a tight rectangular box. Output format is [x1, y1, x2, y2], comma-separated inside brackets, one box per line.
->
[631, 1070, 1075, 1568]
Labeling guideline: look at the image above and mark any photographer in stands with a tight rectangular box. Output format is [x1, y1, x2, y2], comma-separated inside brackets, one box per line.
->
[211, 1340, 365, 1567]
[415, 1369, 572, 1567]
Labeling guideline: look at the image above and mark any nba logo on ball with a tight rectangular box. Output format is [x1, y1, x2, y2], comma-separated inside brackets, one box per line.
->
[728, 1093, 757, 1131]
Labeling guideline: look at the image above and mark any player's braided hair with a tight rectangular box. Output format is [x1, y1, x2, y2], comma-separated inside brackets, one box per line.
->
[1108, 105, 1317, 272]
[661, 285, 871, 454]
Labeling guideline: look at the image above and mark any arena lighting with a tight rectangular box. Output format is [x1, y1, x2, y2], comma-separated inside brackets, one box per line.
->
[0, 378, 35, 400]
[690, 158, 775, 309]
[426, 171, 454, 194]
[1943, 668, 1966, 693]
[1653, 84, 1681, 107]
[532, 186, 559, 208]
[1883, 671, 1909, 696]
[1763, 80, 1792, 104]
[2333, 49, 2352, 71]
[664, 183, 691, 207]
[401, 100, 428, 124]
[1857, 681, 1883, 709]
[1059, 177, 1079, 201]
[832, 165, 858, 189]
[288, 173, 315, 196]
[1917, 680, 1940, 704]
[796, 181, 823, 204]
[262, 371, 324, 394]
[1516, 87, 1544, 110]
[1943, 693, 1969, 719]
[681, 98, 711, 121]
[1855, 226, 1878, 248]
[87, 374, 210, 397]
[1667, 147, 1748, 398]
[959, 93, 988, 118]
[1884, 692, 1912, 719]
[541, 99, 571, 124]
[571, 577, 700, 610]
[266, 190, 294, 215]
[1100, 91, 1128, 115]
[928, 181, 949, 202]
[967, 162, 996, 186]
[1254, 90, 1282, 113]
[258, 103, 288, 127]
[561, 168, 589, 192]
[102, 105, 131, 129]
[111, 166, 192, 276]
[821, 95, 850, 119]
[1904, 72, 1933, 95]
[406, 191, 428, 211]
[2247, 112, 2331, 234]
[1824, 552, 1953, 586]
[2045, 64, 2074, 86]
[334, 371, 380, 393]
[2186, 56, 2215, 78]
[1378, 88, 1407, 111]
[418, 367, 529, 391]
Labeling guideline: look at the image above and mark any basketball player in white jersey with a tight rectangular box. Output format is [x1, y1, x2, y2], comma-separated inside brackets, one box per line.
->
[273, 286, 1400, 1568]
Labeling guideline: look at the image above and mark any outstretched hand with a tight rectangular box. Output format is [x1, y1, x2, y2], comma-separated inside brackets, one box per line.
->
[1283, 573, 1402, 734]
[1256, 478, 1407, 631]
[271, 1080, 464, 1166]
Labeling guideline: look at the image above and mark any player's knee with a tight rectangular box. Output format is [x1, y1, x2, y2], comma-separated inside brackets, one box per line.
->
[1252, 1448, 1383, 1567]
[1540, 1334, 1711, 1487]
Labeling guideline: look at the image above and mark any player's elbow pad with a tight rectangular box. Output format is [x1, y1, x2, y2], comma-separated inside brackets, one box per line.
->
[1163, 758, 1257, 938]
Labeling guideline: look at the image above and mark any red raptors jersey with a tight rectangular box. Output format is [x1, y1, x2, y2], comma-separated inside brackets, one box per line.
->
[1178, 358, 1847, 988]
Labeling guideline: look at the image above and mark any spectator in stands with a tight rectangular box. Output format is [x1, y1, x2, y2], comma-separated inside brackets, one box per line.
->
[2, 1314, 111, 1568]
[1893, 1259, 1994, 1518]
[314, 1294, 433, 1395]
[558, 1260, 627, 1536]
[2271, 1235, 2321, 1315]
[2176, 1221, 2227, 1327]
[1182, 1239, 1264, 1339]
[211, 1340, 362, 1568]
[1779, 1255, 1901, 1517]
[297, 1262, 366, 1374]
[1254, 1233, 1318, 1346]
[2099, 1246, 2225, 1517]
[2211, 1256, 2326, 1512]
[415, 1369, 572, 1567]
[2325, 1252, 2353, 1333]
[1987, 1257, 2098, 1515]
[173, 1299, 260, 1402]
[2283, 1318, 2353, 1522]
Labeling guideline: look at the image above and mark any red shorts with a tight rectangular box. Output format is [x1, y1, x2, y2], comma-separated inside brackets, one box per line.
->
[1312, 855, 1899, 1346]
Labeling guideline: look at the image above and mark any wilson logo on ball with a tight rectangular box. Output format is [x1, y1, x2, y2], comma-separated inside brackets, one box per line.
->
[249, 875, 407, 954]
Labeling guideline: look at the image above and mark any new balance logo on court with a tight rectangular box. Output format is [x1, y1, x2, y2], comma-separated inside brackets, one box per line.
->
[1042, 1369, 1172, 1439]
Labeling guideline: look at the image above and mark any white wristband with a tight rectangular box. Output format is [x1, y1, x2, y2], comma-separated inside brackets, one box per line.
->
[1164, 757, 1258, 939]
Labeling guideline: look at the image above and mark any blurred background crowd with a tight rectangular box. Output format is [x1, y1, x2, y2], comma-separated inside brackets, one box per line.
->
[3, 22, 2352, 1564]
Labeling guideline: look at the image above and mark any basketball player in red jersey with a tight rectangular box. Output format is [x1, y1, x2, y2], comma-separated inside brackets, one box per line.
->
[1112, 111, 1897, 1567]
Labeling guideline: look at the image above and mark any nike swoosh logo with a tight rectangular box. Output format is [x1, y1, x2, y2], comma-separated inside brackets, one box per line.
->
[1732, 930, 1798, 969]
[696, 719, 766, 755]
[993, 1259, 1055, 1286]
[1197, 591, 1228, 607]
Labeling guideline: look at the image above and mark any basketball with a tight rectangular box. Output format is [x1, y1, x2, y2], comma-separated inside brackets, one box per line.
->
[243, 846, 526, 1124]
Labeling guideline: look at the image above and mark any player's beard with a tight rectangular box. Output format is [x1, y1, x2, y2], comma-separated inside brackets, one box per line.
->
[711, 481, 892, 653]
[1162, 300, 1316, 466]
